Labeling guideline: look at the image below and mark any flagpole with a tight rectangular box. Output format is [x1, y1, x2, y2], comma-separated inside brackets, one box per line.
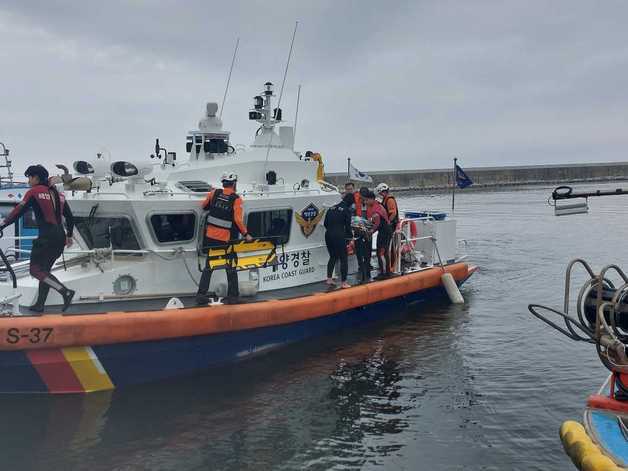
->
[452, 157, 457, 213]
[347, 157, 351, 180]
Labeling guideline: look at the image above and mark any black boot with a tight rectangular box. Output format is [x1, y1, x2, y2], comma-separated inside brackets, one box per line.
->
[362, 265, 371, 283]
[29, 283, 50, 313]
[61, 289, 75, 312]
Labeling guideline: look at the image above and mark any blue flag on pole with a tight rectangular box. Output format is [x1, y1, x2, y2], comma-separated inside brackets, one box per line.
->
[455, 164, 473, 189]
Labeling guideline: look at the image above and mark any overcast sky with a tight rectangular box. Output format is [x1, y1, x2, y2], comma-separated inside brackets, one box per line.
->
[1, 1, 628, 175]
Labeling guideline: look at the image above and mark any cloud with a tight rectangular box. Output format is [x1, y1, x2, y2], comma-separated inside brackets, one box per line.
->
[1, 0, 628, 174]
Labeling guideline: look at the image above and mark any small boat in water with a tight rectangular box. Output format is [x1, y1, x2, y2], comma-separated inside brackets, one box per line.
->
[0, 82, 476, 394]
[529, 259, 628, 470]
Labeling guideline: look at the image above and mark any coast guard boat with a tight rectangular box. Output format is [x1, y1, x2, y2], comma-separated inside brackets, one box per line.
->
[0, 82, 476, 394]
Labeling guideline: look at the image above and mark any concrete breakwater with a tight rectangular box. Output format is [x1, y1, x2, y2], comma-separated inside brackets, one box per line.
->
[325, 161, 628, 192]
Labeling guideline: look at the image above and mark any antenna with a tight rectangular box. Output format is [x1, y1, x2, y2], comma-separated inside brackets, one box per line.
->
[293, 84, 301, 151]
[219, 37, 240, 120]
[264, 21, 299, 169]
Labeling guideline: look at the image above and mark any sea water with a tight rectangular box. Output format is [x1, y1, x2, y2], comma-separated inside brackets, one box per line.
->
[0, 182, 626, 470]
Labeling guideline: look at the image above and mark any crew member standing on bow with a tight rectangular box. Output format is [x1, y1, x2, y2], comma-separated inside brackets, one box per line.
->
[376, 183, 399, 231]
[365, 190, 392, 279]
[0, 165, 75, 312]
[196, 172, 252, 305]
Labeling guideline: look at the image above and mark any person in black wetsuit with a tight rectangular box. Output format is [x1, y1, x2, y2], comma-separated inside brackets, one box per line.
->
[324, 193, 354, 289]
[0, 165, 75, 312]
[354, 187, 372, 283]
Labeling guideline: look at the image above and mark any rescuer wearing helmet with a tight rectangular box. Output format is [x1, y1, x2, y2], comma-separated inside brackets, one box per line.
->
[196, 172, 253, 305]
[0, 165, 75, 312]
[376, 183, 399, 231]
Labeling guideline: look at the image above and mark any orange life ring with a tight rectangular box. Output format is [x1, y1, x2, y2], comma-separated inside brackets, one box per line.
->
[400, 220, 418, 254]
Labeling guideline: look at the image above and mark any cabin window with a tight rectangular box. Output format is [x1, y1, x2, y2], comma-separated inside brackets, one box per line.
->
[74, 216, 140, 250]
[246, 209, 292, 245]
[149, 213, 196, 243]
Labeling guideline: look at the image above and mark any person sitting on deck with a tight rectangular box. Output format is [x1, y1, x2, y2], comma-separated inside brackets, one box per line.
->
[196, 172, 253, 305]
[0, 165, 75, 312]
[364, 190, 392, 280]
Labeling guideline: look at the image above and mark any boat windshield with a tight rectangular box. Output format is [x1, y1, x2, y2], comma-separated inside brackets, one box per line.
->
[74, 216, 140, 250]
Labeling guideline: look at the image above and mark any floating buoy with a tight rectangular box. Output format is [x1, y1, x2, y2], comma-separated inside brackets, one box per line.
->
[559, 420, 623, 471]
[581, 454, 619, 471]
[441, 272, 464, 304]
[560, 420, 585, 440]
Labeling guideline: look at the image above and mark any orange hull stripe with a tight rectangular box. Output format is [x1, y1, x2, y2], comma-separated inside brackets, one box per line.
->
[0, 263, 472, 351]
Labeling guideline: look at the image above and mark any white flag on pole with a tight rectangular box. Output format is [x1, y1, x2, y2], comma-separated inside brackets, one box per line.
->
[348, 161, 373, 183]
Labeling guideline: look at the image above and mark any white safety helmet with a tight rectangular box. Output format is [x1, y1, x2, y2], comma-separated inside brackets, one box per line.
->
[375, 183, 389, 194]
[221, 172, 238, 183]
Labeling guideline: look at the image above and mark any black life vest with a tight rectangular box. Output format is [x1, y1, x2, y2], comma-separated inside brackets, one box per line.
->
[206, 189, 238, 235]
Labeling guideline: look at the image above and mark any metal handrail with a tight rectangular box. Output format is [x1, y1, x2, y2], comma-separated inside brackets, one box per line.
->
[242, 188, 323, 197]
[0, 229, 17, 288]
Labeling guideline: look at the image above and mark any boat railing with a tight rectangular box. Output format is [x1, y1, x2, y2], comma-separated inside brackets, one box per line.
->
[242, 188, 325, 197]
[142, 191, 206, 198]
[0, 229, 18, 289]
[393, 215, 444, 274]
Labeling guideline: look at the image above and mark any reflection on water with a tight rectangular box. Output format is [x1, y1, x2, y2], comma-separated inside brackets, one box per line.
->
[0, 183, 625, 470]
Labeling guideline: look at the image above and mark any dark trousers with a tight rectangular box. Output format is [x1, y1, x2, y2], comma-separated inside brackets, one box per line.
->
[355, 236, 371, 282]
[376, 225, 392, 275]
[197, 238, 239, 298]
[325, 233, 348, 282]
[28, 226, 69, 308]
[30, 226, 65, 281]
[30, 226, 69, 291]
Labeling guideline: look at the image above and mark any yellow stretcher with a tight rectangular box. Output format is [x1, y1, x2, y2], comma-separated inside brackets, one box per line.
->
[206, 239, 277, 270]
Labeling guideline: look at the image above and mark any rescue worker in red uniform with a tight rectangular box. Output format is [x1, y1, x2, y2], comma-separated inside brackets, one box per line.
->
[343, 182, 362, 217]
[196, 172, 252, 305]
[365, 190, 392, 279]
[0, 165, 75, 312]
